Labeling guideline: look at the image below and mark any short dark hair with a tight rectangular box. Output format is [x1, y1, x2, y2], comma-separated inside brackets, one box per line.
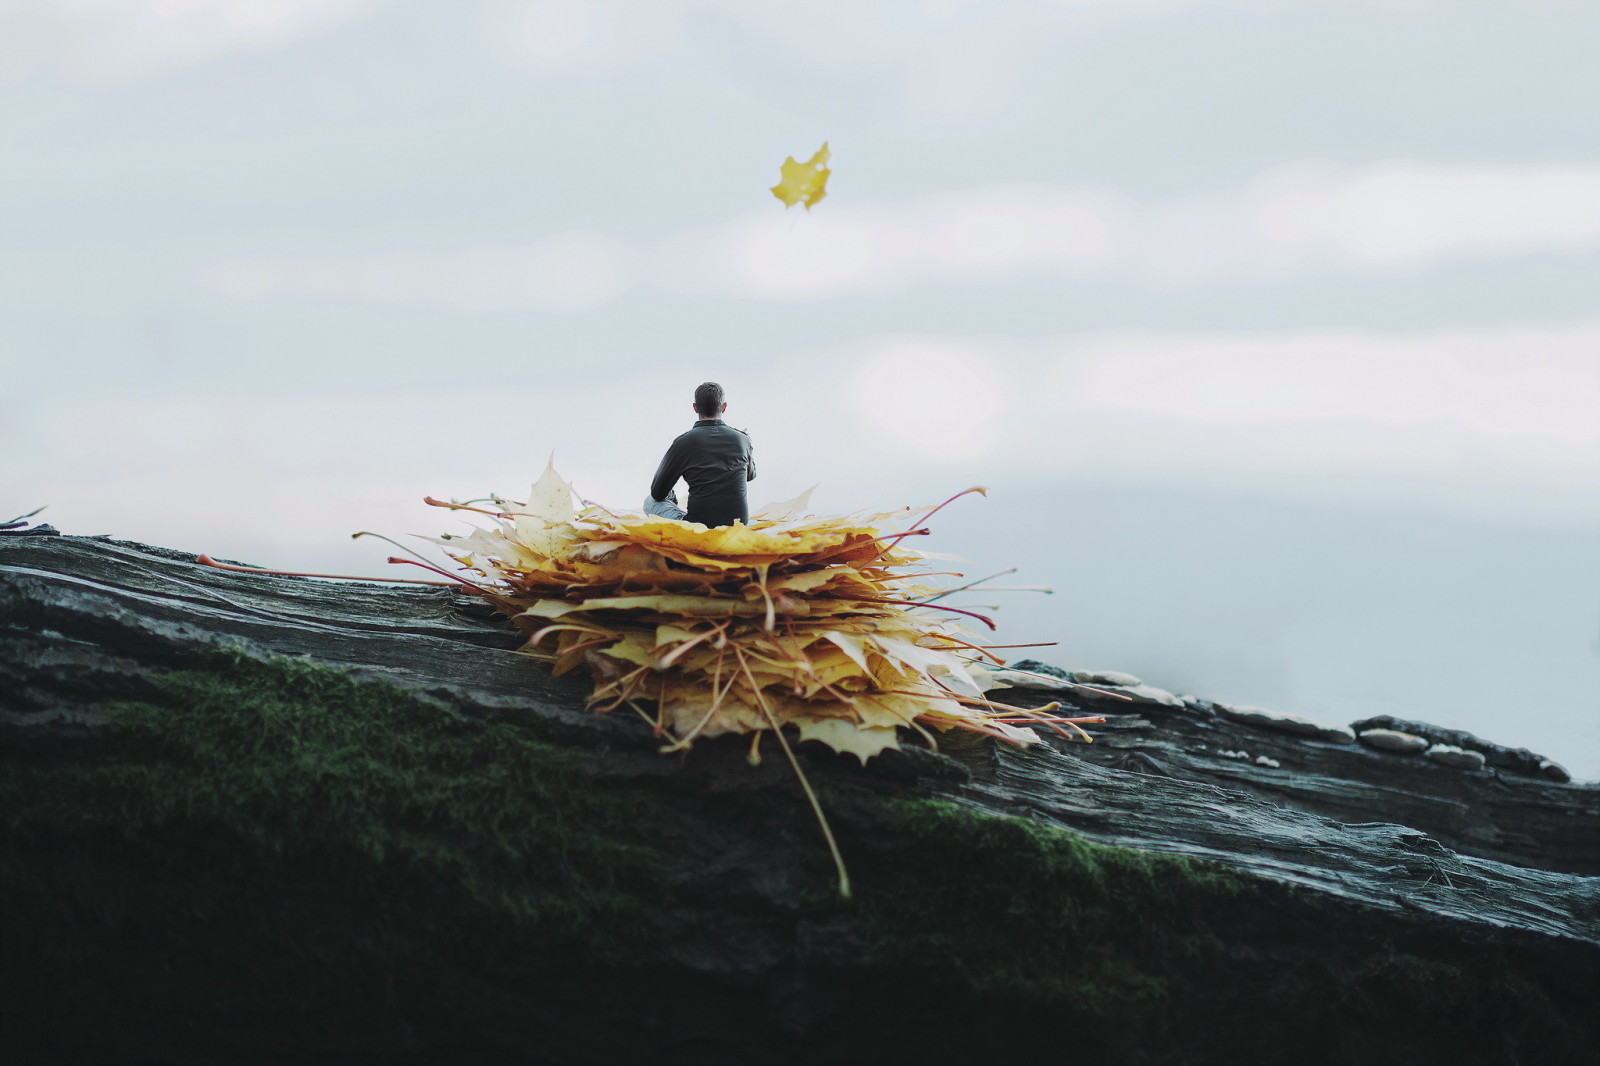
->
[694, 381, 724, 417]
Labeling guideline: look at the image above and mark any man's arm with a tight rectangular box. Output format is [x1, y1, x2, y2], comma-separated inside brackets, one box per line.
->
[650, 438, 685, 501]
[743, 429, 756, 482]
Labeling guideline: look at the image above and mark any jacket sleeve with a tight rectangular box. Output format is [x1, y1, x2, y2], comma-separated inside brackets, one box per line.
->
[745, 432, 757, 482]
[650, 438, 684, 501]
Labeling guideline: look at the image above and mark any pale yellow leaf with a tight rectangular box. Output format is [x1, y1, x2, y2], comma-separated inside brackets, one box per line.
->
[520, 459, 576, 525]
[753, 484, 818, 521]
[794, 717, 899, 765]
[769, 143, 831, 210]
[517, 601, 586, 619]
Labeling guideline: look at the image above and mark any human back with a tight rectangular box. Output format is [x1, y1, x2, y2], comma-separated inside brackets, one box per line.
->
[648, 382, 757, 527]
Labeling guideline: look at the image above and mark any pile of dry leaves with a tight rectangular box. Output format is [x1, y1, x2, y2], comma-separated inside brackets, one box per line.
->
[419, 465, 1098, 772]
[199, 464, 1102, 895]
[197, 463, 1108, 896]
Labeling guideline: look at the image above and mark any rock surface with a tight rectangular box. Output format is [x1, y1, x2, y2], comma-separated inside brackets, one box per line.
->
[1351, 713, 1559, 778]
[4, 530, 1599, 1066]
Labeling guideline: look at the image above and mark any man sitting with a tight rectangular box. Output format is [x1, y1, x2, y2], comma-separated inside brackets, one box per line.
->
[645, 381, 756, 527]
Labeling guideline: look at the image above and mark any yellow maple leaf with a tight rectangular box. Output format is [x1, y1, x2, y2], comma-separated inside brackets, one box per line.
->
[770, 142, 831, 210]
[794, 717, 900, 765]
[522, 459, 576, 524]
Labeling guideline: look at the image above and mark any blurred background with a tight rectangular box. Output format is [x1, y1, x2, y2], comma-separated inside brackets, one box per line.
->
[3, 0, 1596, 776]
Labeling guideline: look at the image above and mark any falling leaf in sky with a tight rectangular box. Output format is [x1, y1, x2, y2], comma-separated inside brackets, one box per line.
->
[770, 142, 832, 210]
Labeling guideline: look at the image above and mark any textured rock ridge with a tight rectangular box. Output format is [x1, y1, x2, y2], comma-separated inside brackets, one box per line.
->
[4, 529, 1598, 1066]
[996, 660, 1594, 877]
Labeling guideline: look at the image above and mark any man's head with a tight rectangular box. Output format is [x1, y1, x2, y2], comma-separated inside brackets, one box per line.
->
[693, 381, 726, 418]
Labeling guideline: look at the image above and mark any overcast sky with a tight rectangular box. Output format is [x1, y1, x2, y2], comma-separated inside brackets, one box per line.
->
[3, 0, 1597, 775]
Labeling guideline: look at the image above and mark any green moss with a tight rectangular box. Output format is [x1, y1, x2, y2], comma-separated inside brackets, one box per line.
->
[847, 797, 1247, 998]
[829, 798, 1597, 1063]
[4, 650, 1595, 1064]
[3, 650, 666, 931]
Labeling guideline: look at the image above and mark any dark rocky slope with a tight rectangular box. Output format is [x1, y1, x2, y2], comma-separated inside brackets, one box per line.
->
[3, 528, 1597, 1065]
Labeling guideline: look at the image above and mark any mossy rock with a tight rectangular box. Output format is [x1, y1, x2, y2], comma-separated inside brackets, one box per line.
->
[3, 653, 1596, 1065]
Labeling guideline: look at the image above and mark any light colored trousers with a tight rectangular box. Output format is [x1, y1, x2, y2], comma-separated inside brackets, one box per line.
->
[643, 491, 688, 521]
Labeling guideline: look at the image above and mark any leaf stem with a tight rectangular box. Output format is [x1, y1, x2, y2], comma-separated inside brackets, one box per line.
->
[737, 646, 851, 900]
[196, 554, 462, 587]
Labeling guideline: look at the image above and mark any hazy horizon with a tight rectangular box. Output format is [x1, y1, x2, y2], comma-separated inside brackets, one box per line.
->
[4, 0, 1596, 776]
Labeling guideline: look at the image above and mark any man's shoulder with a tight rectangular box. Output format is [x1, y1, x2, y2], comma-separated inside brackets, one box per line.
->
[667, 426, 711, 452]
[680, 421, 748, 438]
[674, 422, 750, 447]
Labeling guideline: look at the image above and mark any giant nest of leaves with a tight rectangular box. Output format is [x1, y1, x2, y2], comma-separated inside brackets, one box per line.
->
[421, 464, 1092, 766]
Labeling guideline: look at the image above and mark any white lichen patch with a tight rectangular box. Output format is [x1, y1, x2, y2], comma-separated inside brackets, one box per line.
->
[1425, 744, 1487, 771]
[1218, 704, 1355, 744]
[1111, 683, 1186, 708]
[983, 667, 1070, 692]
[991, 668, 1185, 708]
[1071, 669, 1143, 687]
[1358, 728, 1430, 754]
[1539, 759, 1572, 783]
